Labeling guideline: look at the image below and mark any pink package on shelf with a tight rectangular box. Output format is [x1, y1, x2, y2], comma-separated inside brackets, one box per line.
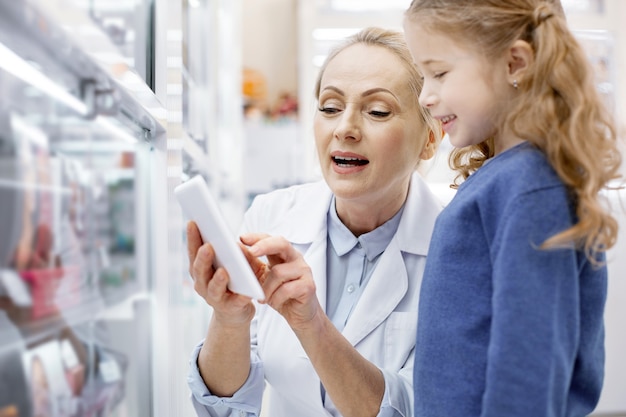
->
[20, 266, 80, 319]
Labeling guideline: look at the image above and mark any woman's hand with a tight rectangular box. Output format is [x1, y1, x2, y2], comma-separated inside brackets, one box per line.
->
[241, 233, 323, 331]
[186, 221, 263, 326]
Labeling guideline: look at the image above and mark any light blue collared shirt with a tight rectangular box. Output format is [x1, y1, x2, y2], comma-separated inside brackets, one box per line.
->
[321, 196, 404, 405]
[326, 196, 404, 332]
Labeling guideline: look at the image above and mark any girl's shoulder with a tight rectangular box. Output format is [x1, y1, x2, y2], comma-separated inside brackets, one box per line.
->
[474, 142, 563, 193]
[454, 142, 570, 217]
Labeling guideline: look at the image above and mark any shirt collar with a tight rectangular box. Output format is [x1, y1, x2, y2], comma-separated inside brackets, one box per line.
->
[327, 196, 404, 261]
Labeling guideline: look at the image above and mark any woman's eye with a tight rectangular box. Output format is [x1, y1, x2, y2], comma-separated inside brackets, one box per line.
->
[434, 71, 447, 79]
[370, 110, 391, 118]
[319, 106, 340, 114]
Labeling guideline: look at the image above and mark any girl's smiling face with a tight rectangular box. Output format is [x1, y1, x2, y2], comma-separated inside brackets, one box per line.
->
[314, 43, 431, 214]
[403, 21, 514, 152]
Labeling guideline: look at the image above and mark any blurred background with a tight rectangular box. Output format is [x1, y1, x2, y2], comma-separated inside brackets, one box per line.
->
[0, 0, 624, 416]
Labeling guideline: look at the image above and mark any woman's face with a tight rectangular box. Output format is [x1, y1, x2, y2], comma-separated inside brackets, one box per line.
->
[314, 43, 429, 211]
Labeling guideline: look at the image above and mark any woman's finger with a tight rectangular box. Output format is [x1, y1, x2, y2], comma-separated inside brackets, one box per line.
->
[186, 221, 203, 264]
[262, 256, 313, 302]
[264, 277, 319, 328]
[206, 267, 230, 300]
[242, 234, 299, 265]
[190, 242, 216, 288]
[238, 241, 268, 281]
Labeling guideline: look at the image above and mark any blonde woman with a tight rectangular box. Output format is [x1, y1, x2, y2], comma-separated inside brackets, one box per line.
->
[186, 27, 442, 417]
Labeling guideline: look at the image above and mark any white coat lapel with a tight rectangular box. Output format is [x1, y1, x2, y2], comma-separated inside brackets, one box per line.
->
[339, 173, 442, 347]
[266, 181, 332, 245]
[341, 238, 407, 346]
[269, 181, 332, 347]
[303, 226, 329, 319]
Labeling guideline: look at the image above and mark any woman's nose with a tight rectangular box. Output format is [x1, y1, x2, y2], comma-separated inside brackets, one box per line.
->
[334, 108, 361, 141]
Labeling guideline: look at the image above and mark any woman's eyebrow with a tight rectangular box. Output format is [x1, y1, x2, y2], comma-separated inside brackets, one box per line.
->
[320, 86, 344, 95]
[321, 86, 398, 101]
[361, 87, 396, 99]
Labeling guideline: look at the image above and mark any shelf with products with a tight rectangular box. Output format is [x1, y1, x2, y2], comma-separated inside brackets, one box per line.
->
[0, 1, 165, 416]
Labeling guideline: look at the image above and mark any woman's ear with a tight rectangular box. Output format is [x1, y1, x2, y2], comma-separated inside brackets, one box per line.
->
[419, 128, 441, 161]
[507, 40, 533, 85]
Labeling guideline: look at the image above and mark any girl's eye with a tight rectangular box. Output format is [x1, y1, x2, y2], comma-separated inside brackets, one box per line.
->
[370, 110, 391, 118]
[434, 71, 447, 79]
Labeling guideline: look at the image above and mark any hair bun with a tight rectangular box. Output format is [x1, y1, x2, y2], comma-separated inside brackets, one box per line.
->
[533, 2, 555, 26]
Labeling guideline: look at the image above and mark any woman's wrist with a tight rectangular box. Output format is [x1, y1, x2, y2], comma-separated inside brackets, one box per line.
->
[211, 306, 255, 330]
[291, 306, 332, 343]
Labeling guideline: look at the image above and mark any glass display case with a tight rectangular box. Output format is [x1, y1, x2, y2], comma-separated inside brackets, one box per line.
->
[70, 0, 156, 88]
[0, 1, 165, 416]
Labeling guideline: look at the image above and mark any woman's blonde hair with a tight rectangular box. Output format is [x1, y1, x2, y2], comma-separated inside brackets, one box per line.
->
[314, 27, 443, 153]
[406, 0, 622, 258]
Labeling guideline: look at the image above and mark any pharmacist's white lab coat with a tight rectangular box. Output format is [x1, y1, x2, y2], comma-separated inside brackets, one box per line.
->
[189, 172, 442, 417]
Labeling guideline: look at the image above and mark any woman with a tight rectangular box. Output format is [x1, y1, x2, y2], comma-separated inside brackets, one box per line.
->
[186, 27, 442, 417]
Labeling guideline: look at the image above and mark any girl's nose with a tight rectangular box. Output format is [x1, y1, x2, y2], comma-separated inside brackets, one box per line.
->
[418, 84, 437, 108]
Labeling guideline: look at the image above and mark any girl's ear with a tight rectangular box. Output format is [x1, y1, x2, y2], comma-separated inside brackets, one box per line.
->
[420, 128, 441, 161]
[507, 40, 534, 86]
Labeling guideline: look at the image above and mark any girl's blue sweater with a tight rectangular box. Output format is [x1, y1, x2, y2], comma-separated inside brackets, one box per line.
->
[414, 142, 607, 417]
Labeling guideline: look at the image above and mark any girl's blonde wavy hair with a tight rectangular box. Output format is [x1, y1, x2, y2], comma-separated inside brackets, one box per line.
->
[406, 0, 623, 259]
[314, 27, 443, 161]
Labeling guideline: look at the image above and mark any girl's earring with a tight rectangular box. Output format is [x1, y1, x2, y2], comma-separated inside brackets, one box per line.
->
[513, 79, 518, 89]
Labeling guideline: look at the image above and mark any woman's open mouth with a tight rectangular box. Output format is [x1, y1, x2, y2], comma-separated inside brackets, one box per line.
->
[332, 156, 369, 167]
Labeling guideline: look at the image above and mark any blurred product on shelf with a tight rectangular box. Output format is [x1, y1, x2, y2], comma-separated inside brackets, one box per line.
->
[243, 67, 269, 120]
[0, 406, 18, 417]
[242, 66, 298, 122]
[270, 91, 298, 120]
[0, 311, 31, 417]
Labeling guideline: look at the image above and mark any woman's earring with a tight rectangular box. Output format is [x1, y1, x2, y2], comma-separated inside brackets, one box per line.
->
[513, 79, 518, 89]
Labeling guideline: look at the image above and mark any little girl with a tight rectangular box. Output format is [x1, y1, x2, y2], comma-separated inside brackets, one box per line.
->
[403, 1, 623, 416]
